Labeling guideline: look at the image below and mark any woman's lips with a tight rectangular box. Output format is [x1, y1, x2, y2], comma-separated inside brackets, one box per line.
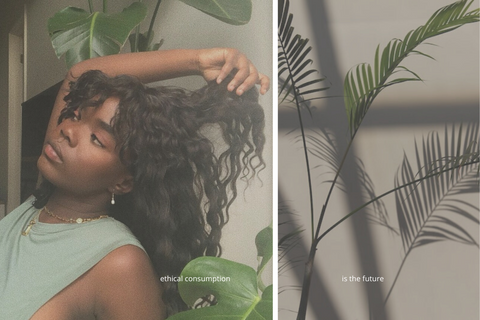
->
[43, 143, 63, 164]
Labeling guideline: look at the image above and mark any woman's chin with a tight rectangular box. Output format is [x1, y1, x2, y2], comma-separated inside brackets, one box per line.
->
[37, 154, 58, 184]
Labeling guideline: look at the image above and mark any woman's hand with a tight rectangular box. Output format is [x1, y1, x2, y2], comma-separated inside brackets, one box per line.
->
[196, 48, 270, 96]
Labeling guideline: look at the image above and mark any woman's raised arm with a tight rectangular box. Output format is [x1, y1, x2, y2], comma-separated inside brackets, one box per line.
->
[46, 48, 270, 138]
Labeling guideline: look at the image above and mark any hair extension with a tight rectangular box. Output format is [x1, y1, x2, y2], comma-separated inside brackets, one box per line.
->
[34, 70, 265, 316]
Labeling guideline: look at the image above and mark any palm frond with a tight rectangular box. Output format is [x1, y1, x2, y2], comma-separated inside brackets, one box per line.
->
[304, 129, 398, 234]
[395, 123, 479, 254]
[356, 158, 399, 236]
[344, 0, 479, 138]
[384, 123, 479, 302]
[305, 129, 340, 175]
[278, 0, 329, 106]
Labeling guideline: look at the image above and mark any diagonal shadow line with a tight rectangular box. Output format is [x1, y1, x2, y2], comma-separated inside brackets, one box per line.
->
[278, 187, 341, 320]
[306, 0, 388, 318]
[278, 0, 389, 318]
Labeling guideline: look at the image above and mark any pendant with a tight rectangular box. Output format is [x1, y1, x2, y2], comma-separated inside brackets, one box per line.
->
[22, 220, 36, 236]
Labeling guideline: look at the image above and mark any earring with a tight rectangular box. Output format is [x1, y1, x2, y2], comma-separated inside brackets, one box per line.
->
[111, 193, 115, 205]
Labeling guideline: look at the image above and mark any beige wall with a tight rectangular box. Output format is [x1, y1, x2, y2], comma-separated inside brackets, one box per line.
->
[279, 0, 479, 319]
[0, 30, 9, 212]
[0, 1, 27, 215]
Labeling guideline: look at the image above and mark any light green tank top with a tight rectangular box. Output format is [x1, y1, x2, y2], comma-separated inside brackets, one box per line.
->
[0, 198, 144, 319]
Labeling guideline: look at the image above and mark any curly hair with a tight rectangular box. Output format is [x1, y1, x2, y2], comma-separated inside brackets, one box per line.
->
[33, 70, 265, 316]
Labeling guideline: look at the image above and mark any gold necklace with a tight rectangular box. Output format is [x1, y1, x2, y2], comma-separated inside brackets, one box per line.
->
[21, 210, 41, 236]
[21, 207, 109, 236]
[43, 206, 109, 224]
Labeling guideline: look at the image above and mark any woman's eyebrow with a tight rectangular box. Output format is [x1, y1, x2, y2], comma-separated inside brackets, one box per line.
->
[96, 119, 114, 136]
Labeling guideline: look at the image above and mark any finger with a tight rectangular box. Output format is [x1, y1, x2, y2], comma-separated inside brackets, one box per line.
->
[217, 62, 234, 84]
[217, 49, 238, 84]
[258, 73, 270, 95]
[232, 64, 258, 95]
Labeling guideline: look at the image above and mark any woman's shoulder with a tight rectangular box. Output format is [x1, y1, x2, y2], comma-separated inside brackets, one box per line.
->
[91, 245, 166, 319]
[96, 244, 150, 272]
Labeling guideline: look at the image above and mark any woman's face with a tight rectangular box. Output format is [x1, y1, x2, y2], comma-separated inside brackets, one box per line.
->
[37, 97, 132, 199]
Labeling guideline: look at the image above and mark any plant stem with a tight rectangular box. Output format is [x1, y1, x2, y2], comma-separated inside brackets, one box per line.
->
[383, 248, 411, 303]
[103, 0, 107, 13]
[279, 27, 317, 318]
[296, 242, 317, 320]
[278, 34, 316, 241]
[296, 131, 356, 318]
[295, 95, 315, 241]
[146, 0, 163, 51]
[315, 135, 355, 239]
[317, 159, 478, 243]
[87, 0, 94, 13]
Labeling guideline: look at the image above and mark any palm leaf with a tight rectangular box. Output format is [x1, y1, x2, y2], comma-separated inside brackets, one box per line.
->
[304, 129, 398, 235]
[278, 0, 329, 106]
[278, 0, 329, 240]
[305, 129, 340, 176]
[344, 0, 479, 138]
[395, 123, 479, 254]
[384, 123, 479, 302]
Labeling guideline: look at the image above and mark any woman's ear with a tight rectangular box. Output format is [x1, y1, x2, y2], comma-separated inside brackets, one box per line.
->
[111, 175, 134, 195]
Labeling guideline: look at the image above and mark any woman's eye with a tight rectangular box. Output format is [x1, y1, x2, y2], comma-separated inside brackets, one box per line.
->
[91, 134, 105, 148]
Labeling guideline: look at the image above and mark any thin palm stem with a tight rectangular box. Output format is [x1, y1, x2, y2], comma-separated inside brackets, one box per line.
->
[316, 136, 355, 239]
[317, 160, 478, 244]
[384, 248, 411, 304]
[278, 37, 315, 241]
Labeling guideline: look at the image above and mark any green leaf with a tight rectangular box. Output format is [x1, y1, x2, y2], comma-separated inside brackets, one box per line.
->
[251, 285, 273, 319]
[128, 31, 164, 52]
[48, 3, 147, 68]
[177, 0, 252, 25]
[168, 257, 272, 319]
[255, 224, 272, 291]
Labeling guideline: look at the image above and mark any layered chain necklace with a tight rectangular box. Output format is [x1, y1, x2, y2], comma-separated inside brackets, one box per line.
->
[22, 206, 109, 236]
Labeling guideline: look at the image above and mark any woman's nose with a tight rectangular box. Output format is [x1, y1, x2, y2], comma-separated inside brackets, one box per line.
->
[59, 121, 78, 147]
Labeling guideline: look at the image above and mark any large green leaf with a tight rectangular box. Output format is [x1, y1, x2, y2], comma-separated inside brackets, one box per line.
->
[168, 257, 272, 319]
[177, 0, 252, 25]
[48, 2, 147, 69]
